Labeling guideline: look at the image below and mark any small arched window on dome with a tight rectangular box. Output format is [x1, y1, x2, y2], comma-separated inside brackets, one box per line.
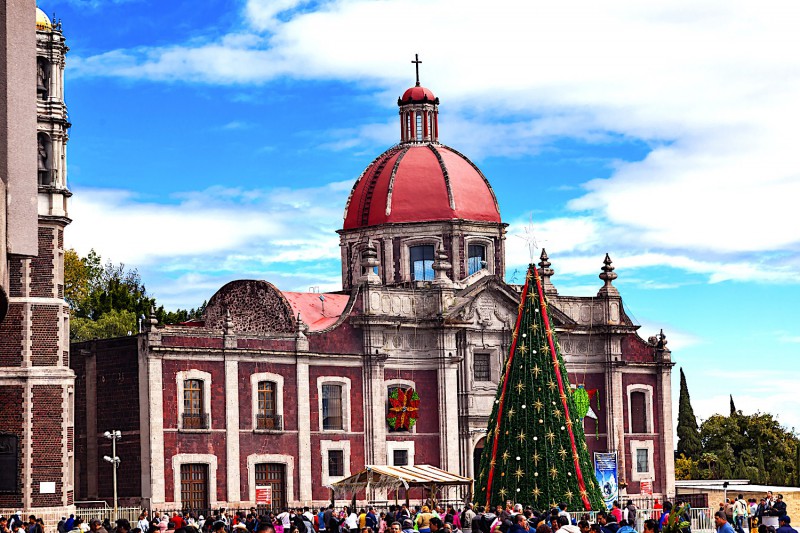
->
[405, 113, 412, 142]
[468, 244, 487, 276]
[410, 245, 435, 281]
[415, 113, 423, 141]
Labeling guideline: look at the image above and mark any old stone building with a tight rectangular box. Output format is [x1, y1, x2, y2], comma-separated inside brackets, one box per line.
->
[72, 81, 675, 510]
[0, 2, 75, 513]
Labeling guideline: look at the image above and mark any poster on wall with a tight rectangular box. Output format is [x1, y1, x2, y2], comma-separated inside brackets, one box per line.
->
[255, 485, 272, 506]
[594, 452, 618, 510]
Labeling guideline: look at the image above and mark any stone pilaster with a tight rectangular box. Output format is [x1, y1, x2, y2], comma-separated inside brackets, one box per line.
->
[296, 356, 312, 503]
[147, 356, 165, 504]
[225, 359, 241, 503]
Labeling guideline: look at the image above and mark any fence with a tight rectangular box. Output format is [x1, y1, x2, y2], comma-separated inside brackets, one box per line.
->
[0, 506, 144, 527]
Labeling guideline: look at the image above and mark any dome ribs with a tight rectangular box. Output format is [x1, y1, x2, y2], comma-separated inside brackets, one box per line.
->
[359, 145, 404, 227]
[385, 146, 410, 216]
[427, 144, 456, 210]
[442, 144, 501, 213]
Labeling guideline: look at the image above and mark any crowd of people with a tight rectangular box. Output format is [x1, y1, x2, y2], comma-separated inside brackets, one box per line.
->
[0, 494, 796, 533]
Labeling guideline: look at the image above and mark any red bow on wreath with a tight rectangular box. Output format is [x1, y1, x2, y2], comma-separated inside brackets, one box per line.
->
[387, 388, 420, 431]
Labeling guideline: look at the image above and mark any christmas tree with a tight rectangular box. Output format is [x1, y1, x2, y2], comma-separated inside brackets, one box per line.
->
[475, 263, 604, 511]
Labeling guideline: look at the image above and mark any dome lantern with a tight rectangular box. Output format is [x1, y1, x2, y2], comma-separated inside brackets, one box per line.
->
[397, 54, 440, 143]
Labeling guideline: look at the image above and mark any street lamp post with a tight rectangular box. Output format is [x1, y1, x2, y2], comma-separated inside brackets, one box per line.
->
[103, 430, 122, 521]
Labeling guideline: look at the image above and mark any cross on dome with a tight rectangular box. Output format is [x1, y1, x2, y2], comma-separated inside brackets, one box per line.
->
[411, 53, 422, 87]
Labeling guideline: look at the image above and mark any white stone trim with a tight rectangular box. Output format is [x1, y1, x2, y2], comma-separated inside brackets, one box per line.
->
[320, 439, 351, 486]
[626, 383, 654, 434]
[317, 376, 352, 432]
[246, 453, 296, 505]
[172, 453, 218, 507]
[386, 440, 415, 466]
[250, 372, 285, 429]
[225, 360, 241, 503]
[176, 369, 212, 430]
[629, 439, 655, 482]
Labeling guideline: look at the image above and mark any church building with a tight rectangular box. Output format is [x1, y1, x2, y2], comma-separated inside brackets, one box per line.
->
[71, 75, 676, 509]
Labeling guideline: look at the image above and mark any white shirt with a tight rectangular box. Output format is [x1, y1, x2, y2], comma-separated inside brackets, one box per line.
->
[345, 514, 359, 529]
[277, 513, 291, 529]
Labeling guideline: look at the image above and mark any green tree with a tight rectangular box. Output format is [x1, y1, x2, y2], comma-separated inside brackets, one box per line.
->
[475, 264, 604, 510]
[677, 368, 702, 459]
[65, 249, 206, 341]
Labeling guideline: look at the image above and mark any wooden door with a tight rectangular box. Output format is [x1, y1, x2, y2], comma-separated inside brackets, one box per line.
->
[180, 463, 209, 511]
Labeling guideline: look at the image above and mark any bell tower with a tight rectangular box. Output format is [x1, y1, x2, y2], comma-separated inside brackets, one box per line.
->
[0, 4, 75, 511]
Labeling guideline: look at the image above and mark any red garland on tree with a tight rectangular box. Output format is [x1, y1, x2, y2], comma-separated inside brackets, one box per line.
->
[474, 263, 604, 511]
[387, 387, 420, 431]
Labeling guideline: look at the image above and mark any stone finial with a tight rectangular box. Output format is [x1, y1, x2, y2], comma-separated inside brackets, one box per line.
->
[431, 243, 453, 287]
[148, 305, 158, 327]
[597, 253, 619, 297]
[224, 309, 234, 335]
[296, 313, 309, 351]
[358, 239, 381, 285]
[656, 329, 668, 350]
[537, 248, 557, 296]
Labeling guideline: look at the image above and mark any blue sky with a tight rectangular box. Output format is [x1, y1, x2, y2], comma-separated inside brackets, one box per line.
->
[50, 0, 800, 435]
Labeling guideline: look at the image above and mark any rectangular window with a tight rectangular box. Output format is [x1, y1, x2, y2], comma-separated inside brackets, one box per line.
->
[473, 353, 491, 382]
[322, 384, 344, 430]
[410, 245, 435, 281]
[468, 244, 486, 275]
[0, 434, 19, 492]
[257, 381, 281, 430]
[393, 449, 409, 466]
[636, 448, 649, 473]
[183, 379, 207, 429]
[630, 391, 648, 433]
[328, 449, 345, 477]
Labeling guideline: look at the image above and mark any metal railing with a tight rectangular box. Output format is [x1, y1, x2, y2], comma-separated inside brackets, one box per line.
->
[255, 414, 282, 430]
[182, 412, 210, 430]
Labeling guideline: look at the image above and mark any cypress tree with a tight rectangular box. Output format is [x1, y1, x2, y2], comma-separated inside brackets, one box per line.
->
[730, 395, 737, 416]
[677, 368, 702, 459]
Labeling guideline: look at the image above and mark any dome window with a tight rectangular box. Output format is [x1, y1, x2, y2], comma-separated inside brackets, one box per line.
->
[410, 245, 435, 281]
[468, 244, 487, 275]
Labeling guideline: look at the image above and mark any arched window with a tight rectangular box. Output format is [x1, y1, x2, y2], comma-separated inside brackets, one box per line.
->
[36, 57, 49, 100]
[410, 245, 435, 281]
[183, 379, 207, 429]
[416, 113, 423, 141]
[468, 244, 486, 275]
[406, 113, 412, 141]
[37, 133, 52, 186]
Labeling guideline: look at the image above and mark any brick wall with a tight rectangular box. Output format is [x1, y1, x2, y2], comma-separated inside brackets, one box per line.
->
[31, 384, 64, 507]
[30, 226, 54, 298]
[8, 257, 23, 296]
[0, 386, 25, 507]
[31, 304, 59, 366]
[0, 302, 23, 366]
[71, 341, 88, 499]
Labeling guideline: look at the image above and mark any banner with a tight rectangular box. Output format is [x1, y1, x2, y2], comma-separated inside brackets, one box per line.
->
[255, 485, 272, 506]
[640, 479, 653, 496]
[594, 452, 618, 510]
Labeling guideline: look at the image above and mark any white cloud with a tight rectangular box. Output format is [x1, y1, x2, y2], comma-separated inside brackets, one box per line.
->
[67, 0, 800, 275]
[67, 182, 349, 269]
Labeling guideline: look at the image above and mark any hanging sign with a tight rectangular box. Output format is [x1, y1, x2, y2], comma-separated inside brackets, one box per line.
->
[640, 479, 653, 496]
[594, 452, 619, 510]
[255, 485, 272, 506]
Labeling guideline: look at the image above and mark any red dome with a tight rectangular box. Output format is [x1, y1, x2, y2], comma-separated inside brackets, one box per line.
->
[343, 144, 501, 230]
[399, 85, 437, 104]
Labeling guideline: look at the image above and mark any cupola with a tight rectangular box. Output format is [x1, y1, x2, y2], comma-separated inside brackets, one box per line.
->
[397, 54, 440, 143]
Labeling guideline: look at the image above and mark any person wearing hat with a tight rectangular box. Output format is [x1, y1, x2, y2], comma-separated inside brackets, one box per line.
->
[401, 521, 414, 533]
[777, 517, 797, 533]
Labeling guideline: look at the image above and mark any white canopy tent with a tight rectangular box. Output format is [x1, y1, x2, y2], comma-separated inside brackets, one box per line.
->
[328, 464, 473, 507]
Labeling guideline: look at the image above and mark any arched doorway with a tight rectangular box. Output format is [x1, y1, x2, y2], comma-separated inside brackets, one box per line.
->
[473, 437, 486, 478]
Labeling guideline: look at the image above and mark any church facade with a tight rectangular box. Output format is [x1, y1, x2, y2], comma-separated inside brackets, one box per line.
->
[72, 81, 675, 509]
